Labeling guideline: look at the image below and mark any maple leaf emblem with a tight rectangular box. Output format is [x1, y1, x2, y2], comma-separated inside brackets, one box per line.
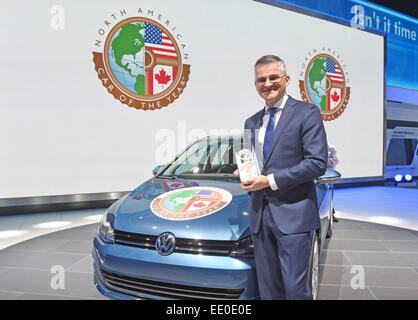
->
[155, 69, 171, 85]
[192, 202, 207, 208]
[331, 90, 340, 102]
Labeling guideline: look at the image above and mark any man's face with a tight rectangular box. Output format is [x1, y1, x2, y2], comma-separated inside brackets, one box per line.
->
[254, 62, 290, 106]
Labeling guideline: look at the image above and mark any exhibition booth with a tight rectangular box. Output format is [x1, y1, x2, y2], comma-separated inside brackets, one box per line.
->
[0, 0, 417, 301]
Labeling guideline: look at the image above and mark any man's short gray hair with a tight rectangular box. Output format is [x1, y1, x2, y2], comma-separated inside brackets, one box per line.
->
[254, 55, 287, 76]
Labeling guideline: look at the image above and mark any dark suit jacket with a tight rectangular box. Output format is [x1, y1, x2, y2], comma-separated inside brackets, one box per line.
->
[244, 95, 328, 235]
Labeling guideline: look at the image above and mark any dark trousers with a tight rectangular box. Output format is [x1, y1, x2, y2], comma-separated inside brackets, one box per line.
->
[252, 200, 313, 300]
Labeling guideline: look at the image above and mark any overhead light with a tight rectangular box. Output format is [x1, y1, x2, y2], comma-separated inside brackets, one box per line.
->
[33, 221, 72, 229]
[0, 230, 26, 240]
[83, 214, 104, 221]
[368, 216, 401, 225]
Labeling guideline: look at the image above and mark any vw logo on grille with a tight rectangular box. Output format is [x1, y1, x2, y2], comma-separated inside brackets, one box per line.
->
[155, 232, 176, 256]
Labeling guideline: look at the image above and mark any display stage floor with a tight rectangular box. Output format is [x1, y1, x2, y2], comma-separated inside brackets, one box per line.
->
[0, 218, 417, 300]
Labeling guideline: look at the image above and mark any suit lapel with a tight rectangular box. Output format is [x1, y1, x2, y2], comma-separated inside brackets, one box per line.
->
[254, 108, 264, 131]
[249, 107, 265, 147]
[263, 96, 297, 167]
[250, 108, 265, 170]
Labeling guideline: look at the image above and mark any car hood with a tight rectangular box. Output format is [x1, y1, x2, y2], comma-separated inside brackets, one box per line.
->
[112, 177, 250, 241]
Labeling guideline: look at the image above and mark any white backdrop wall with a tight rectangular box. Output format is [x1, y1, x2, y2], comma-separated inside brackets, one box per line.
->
[0, 0, 385, 198]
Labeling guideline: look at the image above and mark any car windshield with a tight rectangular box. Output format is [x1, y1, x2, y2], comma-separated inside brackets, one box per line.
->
[160, 136, 243, 180]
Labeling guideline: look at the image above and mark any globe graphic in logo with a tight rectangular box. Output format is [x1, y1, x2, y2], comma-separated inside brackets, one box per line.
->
[104, 17, 182, 99]
[300, 53, 350, 121]
[108, 24, 146, 96]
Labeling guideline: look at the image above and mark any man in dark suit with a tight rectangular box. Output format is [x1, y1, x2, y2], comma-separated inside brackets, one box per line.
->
[238, 55, 328, 299]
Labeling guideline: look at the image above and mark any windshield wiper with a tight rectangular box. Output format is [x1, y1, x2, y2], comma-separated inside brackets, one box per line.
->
[157, 174, 179, 180]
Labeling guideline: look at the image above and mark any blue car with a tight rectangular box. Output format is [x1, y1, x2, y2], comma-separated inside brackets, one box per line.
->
[93, 136, 340, 300]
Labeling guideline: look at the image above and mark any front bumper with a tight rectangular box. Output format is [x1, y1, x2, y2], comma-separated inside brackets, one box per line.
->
[92, 236, 259, 300]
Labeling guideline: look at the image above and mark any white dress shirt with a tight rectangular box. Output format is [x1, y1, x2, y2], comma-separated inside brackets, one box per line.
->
[258, 94, 288, 191]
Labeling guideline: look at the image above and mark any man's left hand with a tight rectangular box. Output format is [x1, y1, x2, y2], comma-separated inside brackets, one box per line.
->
[240, 175, 270, 192]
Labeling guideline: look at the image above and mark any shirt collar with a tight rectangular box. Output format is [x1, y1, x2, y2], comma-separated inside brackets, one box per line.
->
[264, 94, 288, 113]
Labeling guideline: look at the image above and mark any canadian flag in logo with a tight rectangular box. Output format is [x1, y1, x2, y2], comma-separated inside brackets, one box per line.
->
[148, 65, 176, 95]
[184, 200, 212, 212]
[328, 88, 342, 110]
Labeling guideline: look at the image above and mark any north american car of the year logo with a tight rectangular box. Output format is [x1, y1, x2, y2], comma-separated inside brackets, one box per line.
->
[299, 49, 351, 121]
[150, 187, 232, 221]
[92, 10, 191, 111]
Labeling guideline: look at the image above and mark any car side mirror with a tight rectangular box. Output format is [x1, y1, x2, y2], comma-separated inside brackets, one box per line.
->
[152, 165, 165, 176]
[315, 169, 341, 186]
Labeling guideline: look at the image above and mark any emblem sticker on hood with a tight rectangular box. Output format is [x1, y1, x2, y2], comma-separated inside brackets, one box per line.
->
[150, 187, 232, 220]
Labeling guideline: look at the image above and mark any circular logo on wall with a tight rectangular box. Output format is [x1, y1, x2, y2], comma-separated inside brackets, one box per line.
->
[299, 51, 351, 121]
[92, 14, 191, 111]
[150, 187, 232, 221]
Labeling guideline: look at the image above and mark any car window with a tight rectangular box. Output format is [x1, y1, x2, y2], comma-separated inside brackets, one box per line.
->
[387, 138, 417, 166]
[161, 138, 239, 179]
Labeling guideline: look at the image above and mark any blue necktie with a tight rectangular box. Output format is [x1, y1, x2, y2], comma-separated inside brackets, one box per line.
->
[263, 107, 276, 164]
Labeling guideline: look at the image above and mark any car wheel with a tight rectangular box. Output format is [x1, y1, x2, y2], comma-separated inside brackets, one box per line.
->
[309, 232, 320, 300]
[326, 205, 334, 239]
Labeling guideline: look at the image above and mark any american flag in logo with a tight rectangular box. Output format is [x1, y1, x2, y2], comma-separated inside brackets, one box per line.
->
[145, 23, 177, 59]
[326, 58, 343, 83]
[197, 190, 219, 201]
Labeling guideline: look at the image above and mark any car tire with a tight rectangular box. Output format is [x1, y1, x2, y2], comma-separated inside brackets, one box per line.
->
[326, 206, 334, 239]
[308, 232, 320, 300]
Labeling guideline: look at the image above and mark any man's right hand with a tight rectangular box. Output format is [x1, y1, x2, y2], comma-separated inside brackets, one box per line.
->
[233, 169, 239, 177]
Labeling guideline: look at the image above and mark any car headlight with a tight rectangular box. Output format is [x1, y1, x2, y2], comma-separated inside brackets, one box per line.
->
[98, 211, 115, 243]
[229, 236, 254, 258]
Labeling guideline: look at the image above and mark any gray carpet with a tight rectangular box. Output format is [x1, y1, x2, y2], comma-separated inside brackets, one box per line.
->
[0, 218, 417, 300]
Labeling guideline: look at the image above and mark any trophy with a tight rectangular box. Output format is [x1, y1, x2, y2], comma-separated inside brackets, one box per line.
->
[234, 146, 261, 183]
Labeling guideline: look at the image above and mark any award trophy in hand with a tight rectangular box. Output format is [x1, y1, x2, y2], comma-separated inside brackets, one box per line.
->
[234, 147, 261, 183]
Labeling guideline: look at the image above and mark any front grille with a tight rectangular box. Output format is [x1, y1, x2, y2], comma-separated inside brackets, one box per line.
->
[114, 230, 236, 256]
[100, 268, 244, 300]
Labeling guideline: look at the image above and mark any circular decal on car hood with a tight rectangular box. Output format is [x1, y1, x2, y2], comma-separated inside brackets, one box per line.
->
[150, 187, 232, 220]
